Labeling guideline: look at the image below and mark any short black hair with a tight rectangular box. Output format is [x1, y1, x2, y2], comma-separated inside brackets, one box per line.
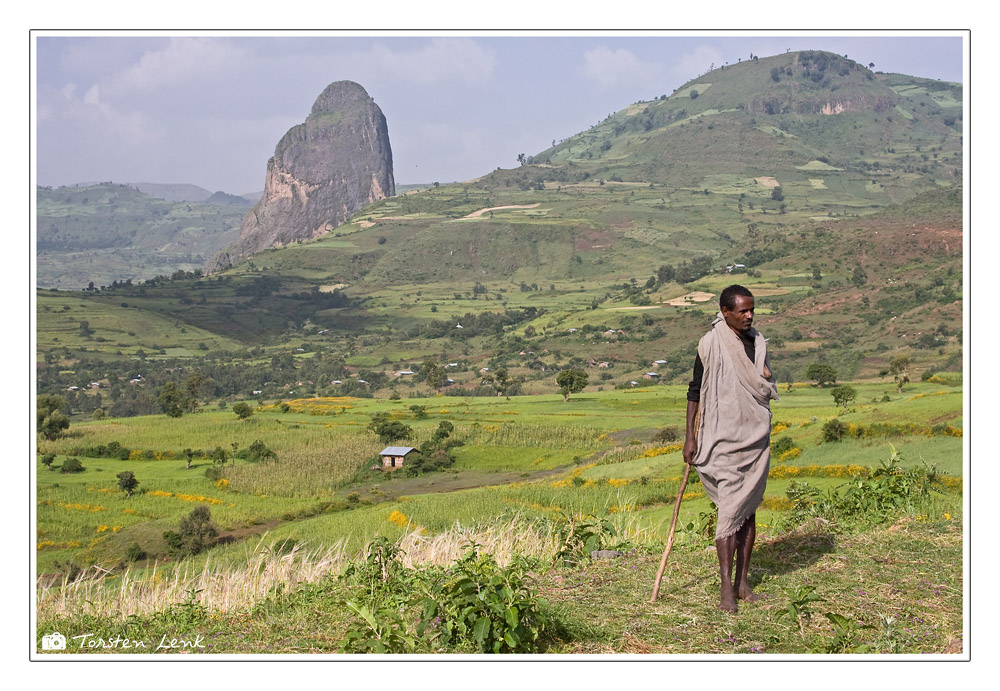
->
[720, 284, 754, 311]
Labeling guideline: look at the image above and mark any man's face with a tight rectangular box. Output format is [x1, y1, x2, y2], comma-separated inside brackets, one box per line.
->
[722, 294, 755, 334]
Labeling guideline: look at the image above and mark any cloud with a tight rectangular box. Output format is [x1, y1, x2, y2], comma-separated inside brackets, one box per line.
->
[580, 46, 663, 89]
[109, 37, 247, 94]
[367, 38, 497, 87]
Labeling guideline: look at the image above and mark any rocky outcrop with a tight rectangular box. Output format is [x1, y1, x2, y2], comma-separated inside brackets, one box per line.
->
[207, 81, 394, 272]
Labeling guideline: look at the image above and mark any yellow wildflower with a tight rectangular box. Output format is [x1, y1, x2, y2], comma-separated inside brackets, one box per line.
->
[388, 510, 410, 528]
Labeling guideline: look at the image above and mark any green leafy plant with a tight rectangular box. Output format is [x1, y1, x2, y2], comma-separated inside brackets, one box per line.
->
[819, 611, 875, 653]
[417, 545, 549, 653]
[341, 600, 417, 654]
[778, 585, 824, 639]
[553, 510, 618, 566]
[787, 446, 948, 530]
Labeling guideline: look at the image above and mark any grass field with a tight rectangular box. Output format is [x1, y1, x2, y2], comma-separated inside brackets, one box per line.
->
[36, 377, 964, 658]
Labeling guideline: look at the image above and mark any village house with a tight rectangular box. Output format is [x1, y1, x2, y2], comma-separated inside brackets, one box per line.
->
[643, 372, 660, 380]
[379, 446, 416, 470]
[395, 370, 416, 377]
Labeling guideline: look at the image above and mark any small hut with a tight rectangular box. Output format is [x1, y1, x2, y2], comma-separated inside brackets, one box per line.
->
[379, 446, 416, 470]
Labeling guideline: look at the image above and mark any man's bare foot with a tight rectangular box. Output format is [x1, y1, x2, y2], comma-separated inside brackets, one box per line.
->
[735, 584, 759, 602]
[719, 588, 738, 613]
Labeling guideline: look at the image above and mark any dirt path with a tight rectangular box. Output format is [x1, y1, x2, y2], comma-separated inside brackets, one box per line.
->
[462, 203, 541, 219]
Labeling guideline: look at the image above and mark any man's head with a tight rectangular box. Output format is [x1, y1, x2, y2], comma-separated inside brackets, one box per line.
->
[720, 284, 755, 334]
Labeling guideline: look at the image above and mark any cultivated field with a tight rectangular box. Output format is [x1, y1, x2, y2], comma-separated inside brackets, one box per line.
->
[36, 378, 963, 655]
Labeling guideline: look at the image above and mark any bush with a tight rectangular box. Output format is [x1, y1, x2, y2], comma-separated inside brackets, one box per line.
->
[61, 457, 85, 473]
[125, 542, 147, 562]
[822, 419, 847, 443]
[204, 465, 224, 482]
[340, 538, 553, 654]
[418, 546, 550, 653]
[653, 426, 680, 443]
[787, 447, 949, 530]
[772, 436, 796, 455]
[163, 506, 219, 557]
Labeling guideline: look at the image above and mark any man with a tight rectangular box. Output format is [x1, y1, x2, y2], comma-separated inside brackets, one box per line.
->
[682, 284, 778, 612]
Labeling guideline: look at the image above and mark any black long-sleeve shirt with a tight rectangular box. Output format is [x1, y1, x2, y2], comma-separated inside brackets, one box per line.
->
[686, 329, 756, 402]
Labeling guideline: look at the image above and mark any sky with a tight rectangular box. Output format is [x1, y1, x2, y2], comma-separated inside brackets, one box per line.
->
[33, 32, 966, 195]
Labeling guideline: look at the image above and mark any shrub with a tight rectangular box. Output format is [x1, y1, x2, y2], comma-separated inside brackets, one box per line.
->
[418, 546, 550, 653]
[125, 542, 146, 562]
[772, 436, 796, 455]
[822, 419, 847, 443]
[204, 465, 224, 482]
[653, 426, 680, 443]
[787, 447, 950, 530]
[163, 506, 219, 557]
[61, 457, 85, 473]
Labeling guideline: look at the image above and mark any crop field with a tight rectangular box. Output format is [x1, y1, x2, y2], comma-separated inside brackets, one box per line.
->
[37, 380, 963, 629]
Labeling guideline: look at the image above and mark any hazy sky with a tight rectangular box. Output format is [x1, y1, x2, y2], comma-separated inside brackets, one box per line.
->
[34, 32, 965, 195]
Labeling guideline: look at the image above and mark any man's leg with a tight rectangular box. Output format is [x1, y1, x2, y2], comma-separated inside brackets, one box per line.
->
[714, 533, 738, 612]
[733, 513, 758, 602]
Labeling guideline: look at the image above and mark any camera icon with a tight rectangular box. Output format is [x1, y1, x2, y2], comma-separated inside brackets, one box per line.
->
[42, 632, 66, 650]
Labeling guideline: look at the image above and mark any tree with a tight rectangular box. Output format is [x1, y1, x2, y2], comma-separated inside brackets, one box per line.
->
[482, 367, 513, 396]
[116, 470, 139, 497]
[889, 354, 910, 393]
[556, 369, 589, 402]
[830, 385, 857, 411]
[183, 372, 210, 412]
[157, 382, 188, 418]
[421, 359, 446, 390]
[851, 264, 868, 287]
[37, 394, 70, 440]
[368, 413, 414, 444]
[232, 401, 254, 421]
[805, 363, 838, 387]
[771, 186, 784, 202]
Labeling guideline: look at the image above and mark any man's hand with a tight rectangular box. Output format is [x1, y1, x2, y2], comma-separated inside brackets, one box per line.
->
[682, 437, 698, 465]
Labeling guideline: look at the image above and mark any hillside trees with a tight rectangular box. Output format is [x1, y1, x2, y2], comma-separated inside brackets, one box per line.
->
[37, 394, 70, 440]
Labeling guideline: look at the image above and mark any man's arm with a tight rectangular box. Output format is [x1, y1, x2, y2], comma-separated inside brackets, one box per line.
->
[682, 399, 699, 465]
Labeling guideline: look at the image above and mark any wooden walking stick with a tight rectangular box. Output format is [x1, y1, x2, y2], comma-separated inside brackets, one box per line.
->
[650, 462, 693, 603]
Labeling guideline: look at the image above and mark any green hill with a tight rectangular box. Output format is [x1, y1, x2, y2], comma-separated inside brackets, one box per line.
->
[35, 51, 962, 406]
[36, 183, 244, 290]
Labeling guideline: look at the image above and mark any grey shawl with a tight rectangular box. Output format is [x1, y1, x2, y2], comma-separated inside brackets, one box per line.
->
[693, 313, 779, 539]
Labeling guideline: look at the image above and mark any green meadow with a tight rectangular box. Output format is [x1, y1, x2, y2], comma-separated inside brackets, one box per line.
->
[37, 379, 962, 572]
